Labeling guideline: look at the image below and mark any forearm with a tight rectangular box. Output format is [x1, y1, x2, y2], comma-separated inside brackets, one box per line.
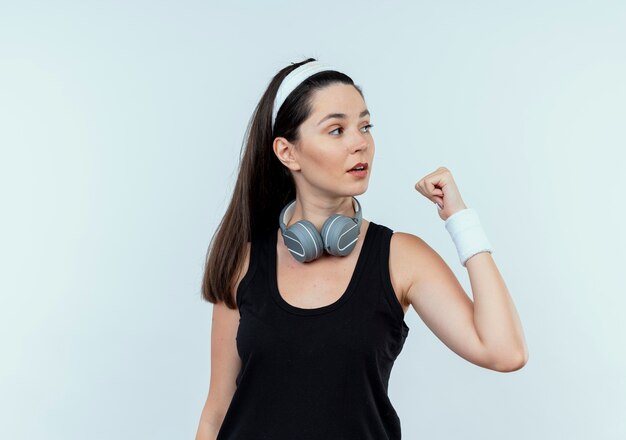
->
[195, 418, 221, 440]
[465, 251, 528, 371]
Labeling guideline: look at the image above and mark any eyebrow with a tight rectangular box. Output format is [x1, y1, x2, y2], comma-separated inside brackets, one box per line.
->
[317, 109, 370, 126]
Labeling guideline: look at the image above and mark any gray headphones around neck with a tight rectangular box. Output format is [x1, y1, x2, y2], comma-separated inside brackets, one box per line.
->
[278, 196, 363, 263]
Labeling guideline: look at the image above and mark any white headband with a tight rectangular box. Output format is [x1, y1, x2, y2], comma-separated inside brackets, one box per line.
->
[271, 61, 335, 132]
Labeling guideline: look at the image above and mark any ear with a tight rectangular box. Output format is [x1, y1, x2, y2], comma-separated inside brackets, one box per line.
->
[273, 137, 301, 172]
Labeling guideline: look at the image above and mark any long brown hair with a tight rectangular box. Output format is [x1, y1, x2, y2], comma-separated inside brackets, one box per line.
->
[201, 57, 364, 308]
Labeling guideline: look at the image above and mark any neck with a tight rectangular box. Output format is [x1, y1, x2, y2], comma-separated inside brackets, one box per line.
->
[286, 195, 357, 232]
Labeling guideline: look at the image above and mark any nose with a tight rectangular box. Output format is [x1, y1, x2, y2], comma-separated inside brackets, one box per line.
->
[349, 128, 369, 153]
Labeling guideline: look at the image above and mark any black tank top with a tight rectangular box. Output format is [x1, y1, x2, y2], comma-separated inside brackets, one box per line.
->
[216, 221, 410, 440]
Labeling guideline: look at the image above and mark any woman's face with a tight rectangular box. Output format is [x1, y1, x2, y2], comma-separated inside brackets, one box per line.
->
[286, 83, 375, 197]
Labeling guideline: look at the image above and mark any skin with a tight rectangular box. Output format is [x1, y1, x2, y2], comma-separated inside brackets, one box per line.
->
[273, 83, 375, 231]
[274, 82, 528, 372]
[196, 81, 529, 440]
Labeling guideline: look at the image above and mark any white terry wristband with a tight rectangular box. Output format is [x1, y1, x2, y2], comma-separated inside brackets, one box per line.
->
[444, 208, 493, 267]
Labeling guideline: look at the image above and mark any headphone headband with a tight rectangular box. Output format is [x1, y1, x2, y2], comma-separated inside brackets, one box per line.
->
[279, 196, 361, 233]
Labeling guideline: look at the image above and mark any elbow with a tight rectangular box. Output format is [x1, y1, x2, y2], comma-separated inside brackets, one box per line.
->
[491, 348, 529, 373]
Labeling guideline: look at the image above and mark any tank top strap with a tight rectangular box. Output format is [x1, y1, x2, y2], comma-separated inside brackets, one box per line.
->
[365, 222, 410, 337]
[235, 227, 273, 311]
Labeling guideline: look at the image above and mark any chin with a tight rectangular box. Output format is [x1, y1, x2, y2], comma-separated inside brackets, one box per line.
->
[348, 185, 369, 196]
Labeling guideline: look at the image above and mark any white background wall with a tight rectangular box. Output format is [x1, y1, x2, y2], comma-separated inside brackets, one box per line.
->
[1, 1, 625, 438]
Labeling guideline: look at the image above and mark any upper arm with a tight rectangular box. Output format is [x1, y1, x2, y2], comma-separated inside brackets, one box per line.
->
[394, 232, 492, 369]
[198, 241, 250, 428]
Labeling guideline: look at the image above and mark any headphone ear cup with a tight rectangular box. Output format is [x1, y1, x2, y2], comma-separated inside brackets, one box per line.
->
[283, 220, 324, 263]
[320, 215, 360, 257]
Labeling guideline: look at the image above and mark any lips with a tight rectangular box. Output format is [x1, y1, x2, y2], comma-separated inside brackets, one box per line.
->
[348, 162, 368, 172]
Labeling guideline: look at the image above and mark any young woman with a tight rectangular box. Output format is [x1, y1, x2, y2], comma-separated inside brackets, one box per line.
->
[195, 58, 528, 440]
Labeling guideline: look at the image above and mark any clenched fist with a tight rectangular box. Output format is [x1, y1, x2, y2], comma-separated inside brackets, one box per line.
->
[414, 166, 468, 221]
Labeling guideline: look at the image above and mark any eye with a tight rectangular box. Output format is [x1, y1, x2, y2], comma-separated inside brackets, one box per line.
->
[329, 124, 374, 136]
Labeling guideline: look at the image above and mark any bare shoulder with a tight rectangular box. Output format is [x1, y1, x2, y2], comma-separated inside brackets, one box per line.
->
[389, 231, 443, 307]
